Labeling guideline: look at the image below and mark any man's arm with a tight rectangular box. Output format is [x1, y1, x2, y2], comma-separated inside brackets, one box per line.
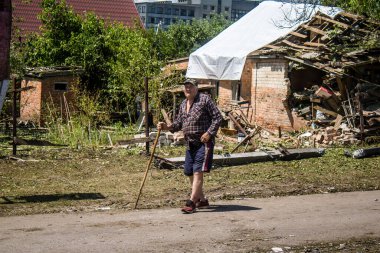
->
[157, 102, 184, 132]
[205, 97, 222, 137]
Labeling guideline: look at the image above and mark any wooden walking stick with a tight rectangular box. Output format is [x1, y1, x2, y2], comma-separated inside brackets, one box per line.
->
[134, 128, 161, 209]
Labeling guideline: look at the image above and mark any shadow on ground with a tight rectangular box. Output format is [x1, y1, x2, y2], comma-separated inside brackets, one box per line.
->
[1, 193, 105, 204]
[198, 204, 261, 213]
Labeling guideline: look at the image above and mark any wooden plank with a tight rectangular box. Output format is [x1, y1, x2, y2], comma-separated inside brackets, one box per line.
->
[301, 24, 326, 35]
[282, 40, 315, 50]
[304, 41, 326, 48]
[284, 56, 343, 77]
[325, 96, 340, 112]
[336, 77, 347, 100]
[117, 137, 151, 145]
[314, 105, 339, 117]
[310, 97, 321, 103]
[315, 14, 350, 29]
[228, 112, 254, 145]
[314, 63, 344, 75]
[264, 44, 280, 49]
[334, 114, 343, 130]
[290, 31, 308, 39]
[338, 12, 361, 20]
[161, 109, 172, 125]
[230, 126, 261, 154]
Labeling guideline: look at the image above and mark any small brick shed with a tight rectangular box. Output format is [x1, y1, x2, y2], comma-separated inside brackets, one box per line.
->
[20, 66, 83, 125]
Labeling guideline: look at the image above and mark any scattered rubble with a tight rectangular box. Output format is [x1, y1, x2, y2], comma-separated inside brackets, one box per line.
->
[253, 11, 380, 147]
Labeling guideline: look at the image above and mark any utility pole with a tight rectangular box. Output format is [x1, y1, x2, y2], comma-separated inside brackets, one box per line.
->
[12, 78, 17, 155]
[144, 77, 150, 155]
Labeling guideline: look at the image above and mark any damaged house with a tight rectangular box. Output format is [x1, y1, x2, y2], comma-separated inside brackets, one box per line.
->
[185, 1, 380, 144]
[187, 1, 341, 132]
[254, 11, 380, 144]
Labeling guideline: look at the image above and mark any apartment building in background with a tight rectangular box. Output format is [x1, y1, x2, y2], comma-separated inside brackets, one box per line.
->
[134, 0, 262, 29]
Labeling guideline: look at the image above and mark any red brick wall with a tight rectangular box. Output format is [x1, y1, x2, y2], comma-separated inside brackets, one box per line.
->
[250, 58, 306, 131]
[20, 79, 42, 123]
[218, 80, 232, 107]
[214, 57, 307, 131]
[0, 0, 12, 80]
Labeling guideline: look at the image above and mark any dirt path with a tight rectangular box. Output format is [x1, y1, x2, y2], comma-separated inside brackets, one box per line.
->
[1, 191, 379, 252]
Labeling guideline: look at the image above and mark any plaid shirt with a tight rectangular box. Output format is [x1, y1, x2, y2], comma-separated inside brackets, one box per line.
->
[171, 93, 222, 143]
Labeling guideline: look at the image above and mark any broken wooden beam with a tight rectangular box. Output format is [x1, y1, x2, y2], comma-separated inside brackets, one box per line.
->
[301, 24, 327, 35]
[116, 137, 151, 145]
[315, 14, 350, 29]
[263, 44, 280, 49]
[333, 114, 343, 130]
[161, 109, 172, 125]
[163, 148, 325, 168]
[313, 105, 339, 117]
[338, 12, 361, 21]
[303, 41, 326, 48]
[284, 56, 342, 77]
[310, 97, 321, 103]
[230, 126, 261, 153]
[282, 39, 315, 50]
[228, 112, 254, 145]
[336, 77, 347, 101]
[290, 31, 308, 39]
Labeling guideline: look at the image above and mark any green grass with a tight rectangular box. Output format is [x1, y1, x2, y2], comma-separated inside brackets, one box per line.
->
[0, 144, 379, 216]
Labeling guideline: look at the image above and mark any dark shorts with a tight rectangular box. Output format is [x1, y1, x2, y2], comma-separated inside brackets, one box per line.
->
[184, 141, 214, 176]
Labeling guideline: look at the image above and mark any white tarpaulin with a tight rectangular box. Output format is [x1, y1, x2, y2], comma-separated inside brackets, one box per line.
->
[186, 1, 341, 80]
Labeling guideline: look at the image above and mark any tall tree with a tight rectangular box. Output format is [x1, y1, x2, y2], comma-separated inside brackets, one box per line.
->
[11, 0, 233, 114]
[284, 0, 380, 20]
[322, 0, 380, 20]
[153, 15, 233, 60]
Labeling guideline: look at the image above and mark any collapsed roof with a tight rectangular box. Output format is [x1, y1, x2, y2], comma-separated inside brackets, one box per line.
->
[252, 11, 380, 84]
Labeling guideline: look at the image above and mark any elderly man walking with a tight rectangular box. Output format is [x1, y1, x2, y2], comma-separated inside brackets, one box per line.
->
[157, 79, 222, 213]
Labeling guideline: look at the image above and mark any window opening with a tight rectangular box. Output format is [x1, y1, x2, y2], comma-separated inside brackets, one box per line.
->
[231, 81, 241, 101]
[54, 82, 68, 91]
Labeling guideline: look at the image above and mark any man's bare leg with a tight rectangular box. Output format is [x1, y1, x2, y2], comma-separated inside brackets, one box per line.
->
[190, 172, 205, 202]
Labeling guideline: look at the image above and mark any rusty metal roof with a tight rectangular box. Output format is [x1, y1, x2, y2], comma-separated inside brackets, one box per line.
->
[24, 66, 84, 78]
[12, 0, 140, 35]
